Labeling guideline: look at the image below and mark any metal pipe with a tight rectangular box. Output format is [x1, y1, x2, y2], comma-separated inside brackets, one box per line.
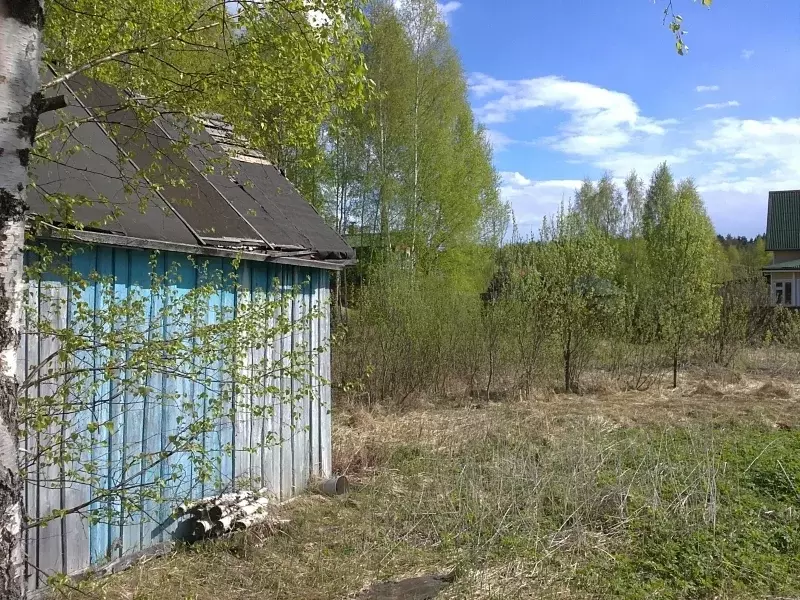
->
[319, 475, 349, 496]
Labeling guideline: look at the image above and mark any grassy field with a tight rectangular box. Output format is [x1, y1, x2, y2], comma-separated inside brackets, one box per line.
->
[63, 364, 800, 599]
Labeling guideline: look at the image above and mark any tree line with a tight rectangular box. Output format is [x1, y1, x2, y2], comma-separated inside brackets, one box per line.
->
[283, 0, 507, 292]
[336, 162, 777, 403]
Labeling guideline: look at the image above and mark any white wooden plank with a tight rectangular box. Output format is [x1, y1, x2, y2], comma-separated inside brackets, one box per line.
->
[141, 253, 165, 547]
[310, 270, 321, 478]
[250, 265, 268, 491]
[234, 263, 252, 487]
[158, 253, 192, 540]
[66, 248, 96, 572]
[89, 246, 113, 563]
[37, 266, 69, 577]
[293, 268, 309, 493]
[219, 260, 235, 492]
[21, 275, 39, 590]
[108, 248, 129, 561]
[121, 250, 151, 555]
[280, 266, 293, 500]
[267, 265, 282, 496]
[319, 273, 332, 478]
[199, 256, 224, 500]
[176, 259, 201, 503]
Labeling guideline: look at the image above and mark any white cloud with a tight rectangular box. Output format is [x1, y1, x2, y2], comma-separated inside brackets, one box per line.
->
[485, 130, 514, 153]
[437, 1, 461, 19]
[696, 117, 800, 166]
[392, 0, 461, 23]
[472, 72, 798, 236]
[470, 74, 673, 159]
[593, 150, 694, 175]
[502, 171, 534, 187]
[696, 85, 719, 92]
[471, 74, 693, 212]
[700, 177, 795, 195]
[468, 73, 509, 98]
[695, 100, 740, 111]
[500, 172, 583, 233]
[681, 117, 800, 235]
[741, 49, 755, 60]
[694, 117, 800, 199]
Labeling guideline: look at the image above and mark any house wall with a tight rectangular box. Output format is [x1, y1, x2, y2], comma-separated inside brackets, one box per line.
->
[18, 243, 331, 589]
[772, 250, 800, 263]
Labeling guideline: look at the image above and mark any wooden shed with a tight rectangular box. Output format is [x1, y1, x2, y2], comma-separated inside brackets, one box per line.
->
[19, 75, 354, 589]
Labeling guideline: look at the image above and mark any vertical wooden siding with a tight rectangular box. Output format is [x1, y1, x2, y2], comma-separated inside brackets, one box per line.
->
[17, 244, 332, 589]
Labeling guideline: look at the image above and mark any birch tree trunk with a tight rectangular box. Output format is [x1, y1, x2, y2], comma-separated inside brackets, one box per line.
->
[1, 1, 44, 597]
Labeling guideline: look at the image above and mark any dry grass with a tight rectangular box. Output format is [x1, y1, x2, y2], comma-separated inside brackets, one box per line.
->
[333, 369, 800, 475]
[60, 367, 800, 600]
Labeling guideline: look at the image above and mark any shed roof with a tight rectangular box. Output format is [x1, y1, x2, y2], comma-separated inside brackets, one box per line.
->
[766, 190, 800, 252]
[29, 74, 355, 265]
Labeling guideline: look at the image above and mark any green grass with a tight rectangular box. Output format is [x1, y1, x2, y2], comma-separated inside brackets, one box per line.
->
[577, 427, 800, 599]
[64, 397, 800, 600]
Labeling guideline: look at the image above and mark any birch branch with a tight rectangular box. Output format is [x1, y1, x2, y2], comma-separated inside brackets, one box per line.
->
[43, 21, 223, 91]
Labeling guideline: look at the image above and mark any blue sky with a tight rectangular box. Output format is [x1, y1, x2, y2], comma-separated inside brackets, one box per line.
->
[440, 0, 800, 237]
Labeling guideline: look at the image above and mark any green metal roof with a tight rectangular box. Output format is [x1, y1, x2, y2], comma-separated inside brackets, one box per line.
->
[763, 258, 800, 271]
[766, 190, 800, 251]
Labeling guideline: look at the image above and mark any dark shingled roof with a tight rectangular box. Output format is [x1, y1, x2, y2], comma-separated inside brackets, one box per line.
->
[29, 74, 355, 262]
[766, 190, 800, 252]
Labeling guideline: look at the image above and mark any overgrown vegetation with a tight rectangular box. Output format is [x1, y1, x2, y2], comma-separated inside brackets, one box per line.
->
[336, 160, 775, 404]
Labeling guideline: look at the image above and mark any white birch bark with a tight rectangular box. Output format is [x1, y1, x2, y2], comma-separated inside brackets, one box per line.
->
[1, 1, 44, 597]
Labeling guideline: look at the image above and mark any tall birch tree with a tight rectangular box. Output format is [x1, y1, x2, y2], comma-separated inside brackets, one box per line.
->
[538, 207, 617, 392]
[647, 178, 720, 387]
[643, 162, 676, 237]
[623, 170, 645, 238]
[1, 1, 44, 597]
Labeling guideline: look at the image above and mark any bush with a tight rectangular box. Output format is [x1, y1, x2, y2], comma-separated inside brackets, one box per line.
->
[335, 259, 487, 404]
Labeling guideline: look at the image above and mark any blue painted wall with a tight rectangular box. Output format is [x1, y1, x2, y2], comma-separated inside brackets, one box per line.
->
[18, 243, 332, 588]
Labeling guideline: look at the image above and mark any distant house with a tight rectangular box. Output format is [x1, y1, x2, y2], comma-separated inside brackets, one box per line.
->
[763, 190, 800, 306]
